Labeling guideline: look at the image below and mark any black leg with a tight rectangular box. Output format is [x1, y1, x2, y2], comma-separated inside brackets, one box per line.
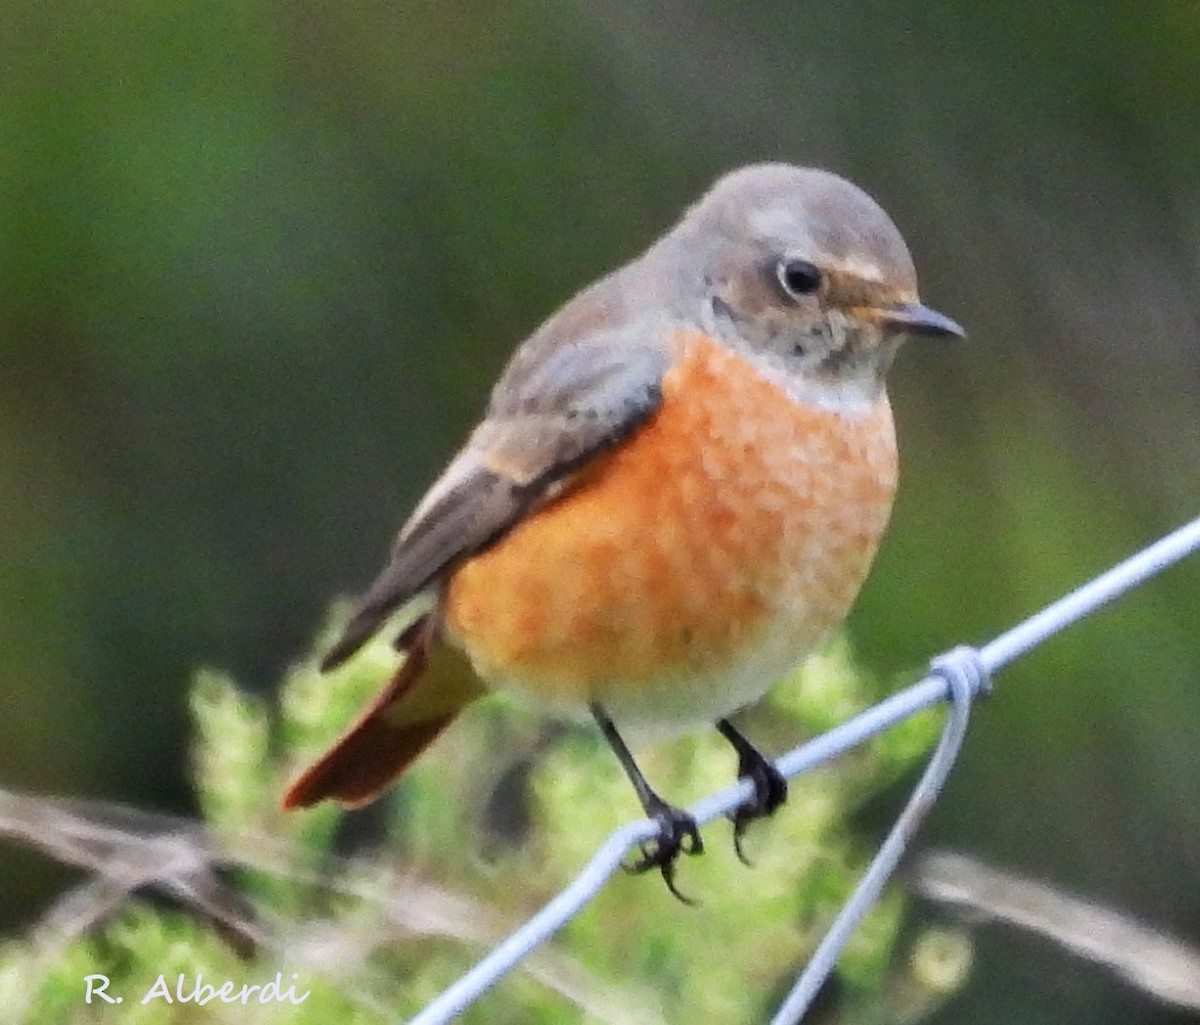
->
[590, 703, 703, 903]
[716, 718, 788, 865]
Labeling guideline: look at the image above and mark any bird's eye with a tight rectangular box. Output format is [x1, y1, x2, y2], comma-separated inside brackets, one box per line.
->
[776, 258, 822, 299]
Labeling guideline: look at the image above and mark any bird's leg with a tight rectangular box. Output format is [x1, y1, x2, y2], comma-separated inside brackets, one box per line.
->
[716, 718, 788, 865]
[590, 703, 703, 903]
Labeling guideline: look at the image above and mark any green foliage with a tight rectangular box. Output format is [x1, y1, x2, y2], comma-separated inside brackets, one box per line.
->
[5, 12, 1200, 1025]
[3, 905, 376, 1024]
[6, 618, 969, 1024]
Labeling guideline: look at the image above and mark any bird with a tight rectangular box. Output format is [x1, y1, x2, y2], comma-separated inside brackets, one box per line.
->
[283, 163, 965, 900]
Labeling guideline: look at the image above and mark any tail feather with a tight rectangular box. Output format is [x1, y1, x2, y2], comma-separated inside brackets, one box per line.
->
[283, 616, 483, 810]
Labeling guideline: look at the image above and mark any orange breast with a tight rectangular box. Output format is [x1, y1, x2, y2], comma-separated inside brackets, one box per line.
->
[441, 330, 897, 729]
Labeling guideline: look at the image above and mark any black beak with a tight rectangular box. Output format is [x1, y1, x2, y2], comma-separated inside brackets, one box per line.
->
[875, 301, 966, 339]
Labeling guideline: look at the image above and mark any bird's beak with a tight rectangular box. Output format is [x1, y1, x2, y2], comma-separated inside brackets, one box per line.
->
[868, 301, 966, 340]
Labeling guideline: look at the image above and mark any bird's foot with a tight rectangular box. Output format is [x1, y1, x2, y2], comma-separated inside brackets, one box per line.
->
[625, 795, 704, 904]
[717, 720, 788, 865]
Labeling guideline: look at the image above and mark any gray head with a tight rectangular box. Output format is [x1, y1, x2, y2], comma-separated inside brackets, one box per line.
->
[657, 163, 963, 403]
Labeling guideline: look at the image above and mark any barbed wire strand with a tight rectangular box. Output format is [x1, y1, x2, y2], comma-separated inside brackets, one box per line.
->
[408, 513, 1200, 1025]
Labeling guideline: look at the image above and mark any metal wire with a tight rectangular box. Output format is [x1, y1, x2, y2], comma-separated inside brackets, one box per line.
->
[768, 647, 983, 1024]
[408, 513, 1200, 1025]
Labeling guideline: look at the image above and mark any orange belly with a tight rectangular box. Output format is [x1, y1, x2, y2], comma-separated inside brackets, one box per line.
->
[441, 331, 897, 731]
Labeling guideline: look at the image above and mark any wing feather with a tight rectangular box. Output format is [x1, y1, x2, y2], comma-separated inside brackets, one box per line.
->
[320, 324, 670, 672]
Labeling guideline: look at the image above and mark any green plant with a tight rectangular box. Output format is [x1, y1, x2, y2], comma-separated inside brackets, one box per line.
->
[2, 614, 969, 1024]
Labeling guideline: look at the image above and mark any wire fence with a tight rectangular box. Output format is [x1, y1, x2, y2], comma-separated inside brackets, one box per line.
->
[3, 515, 1199, 1023]
[408, 512, 1200, 1025]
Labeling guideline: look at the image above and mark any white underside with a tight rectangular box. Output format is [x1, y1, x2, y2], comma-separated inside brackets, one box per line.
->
[496, 612, 822, 743]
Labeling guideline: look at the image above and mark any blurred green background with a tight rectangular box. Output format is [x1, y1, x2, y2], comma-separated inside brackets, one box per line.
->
[3, 2, 1200, 1022]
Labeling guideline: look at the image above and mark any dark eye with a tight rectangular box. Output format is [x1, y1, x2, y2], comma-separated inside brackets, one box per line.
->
[776, 258, 822, 299]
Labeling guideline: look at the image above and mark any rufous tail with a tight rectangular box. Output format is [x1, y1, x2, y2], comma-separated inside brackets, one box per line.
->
[282, 615, 484, 809]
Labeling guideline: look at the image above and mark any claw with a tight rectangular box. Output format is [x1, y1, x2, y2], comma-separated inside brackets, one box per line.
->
[730, 757, 787, 865]
[624, 798, 704, 904]
[591, 702, 707, 902]
[717, 719, 788, 865]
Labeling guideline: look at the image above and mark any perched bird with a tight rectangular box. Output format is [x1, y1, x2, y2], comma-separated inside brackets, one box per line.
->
[284, 163, 964, 899]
